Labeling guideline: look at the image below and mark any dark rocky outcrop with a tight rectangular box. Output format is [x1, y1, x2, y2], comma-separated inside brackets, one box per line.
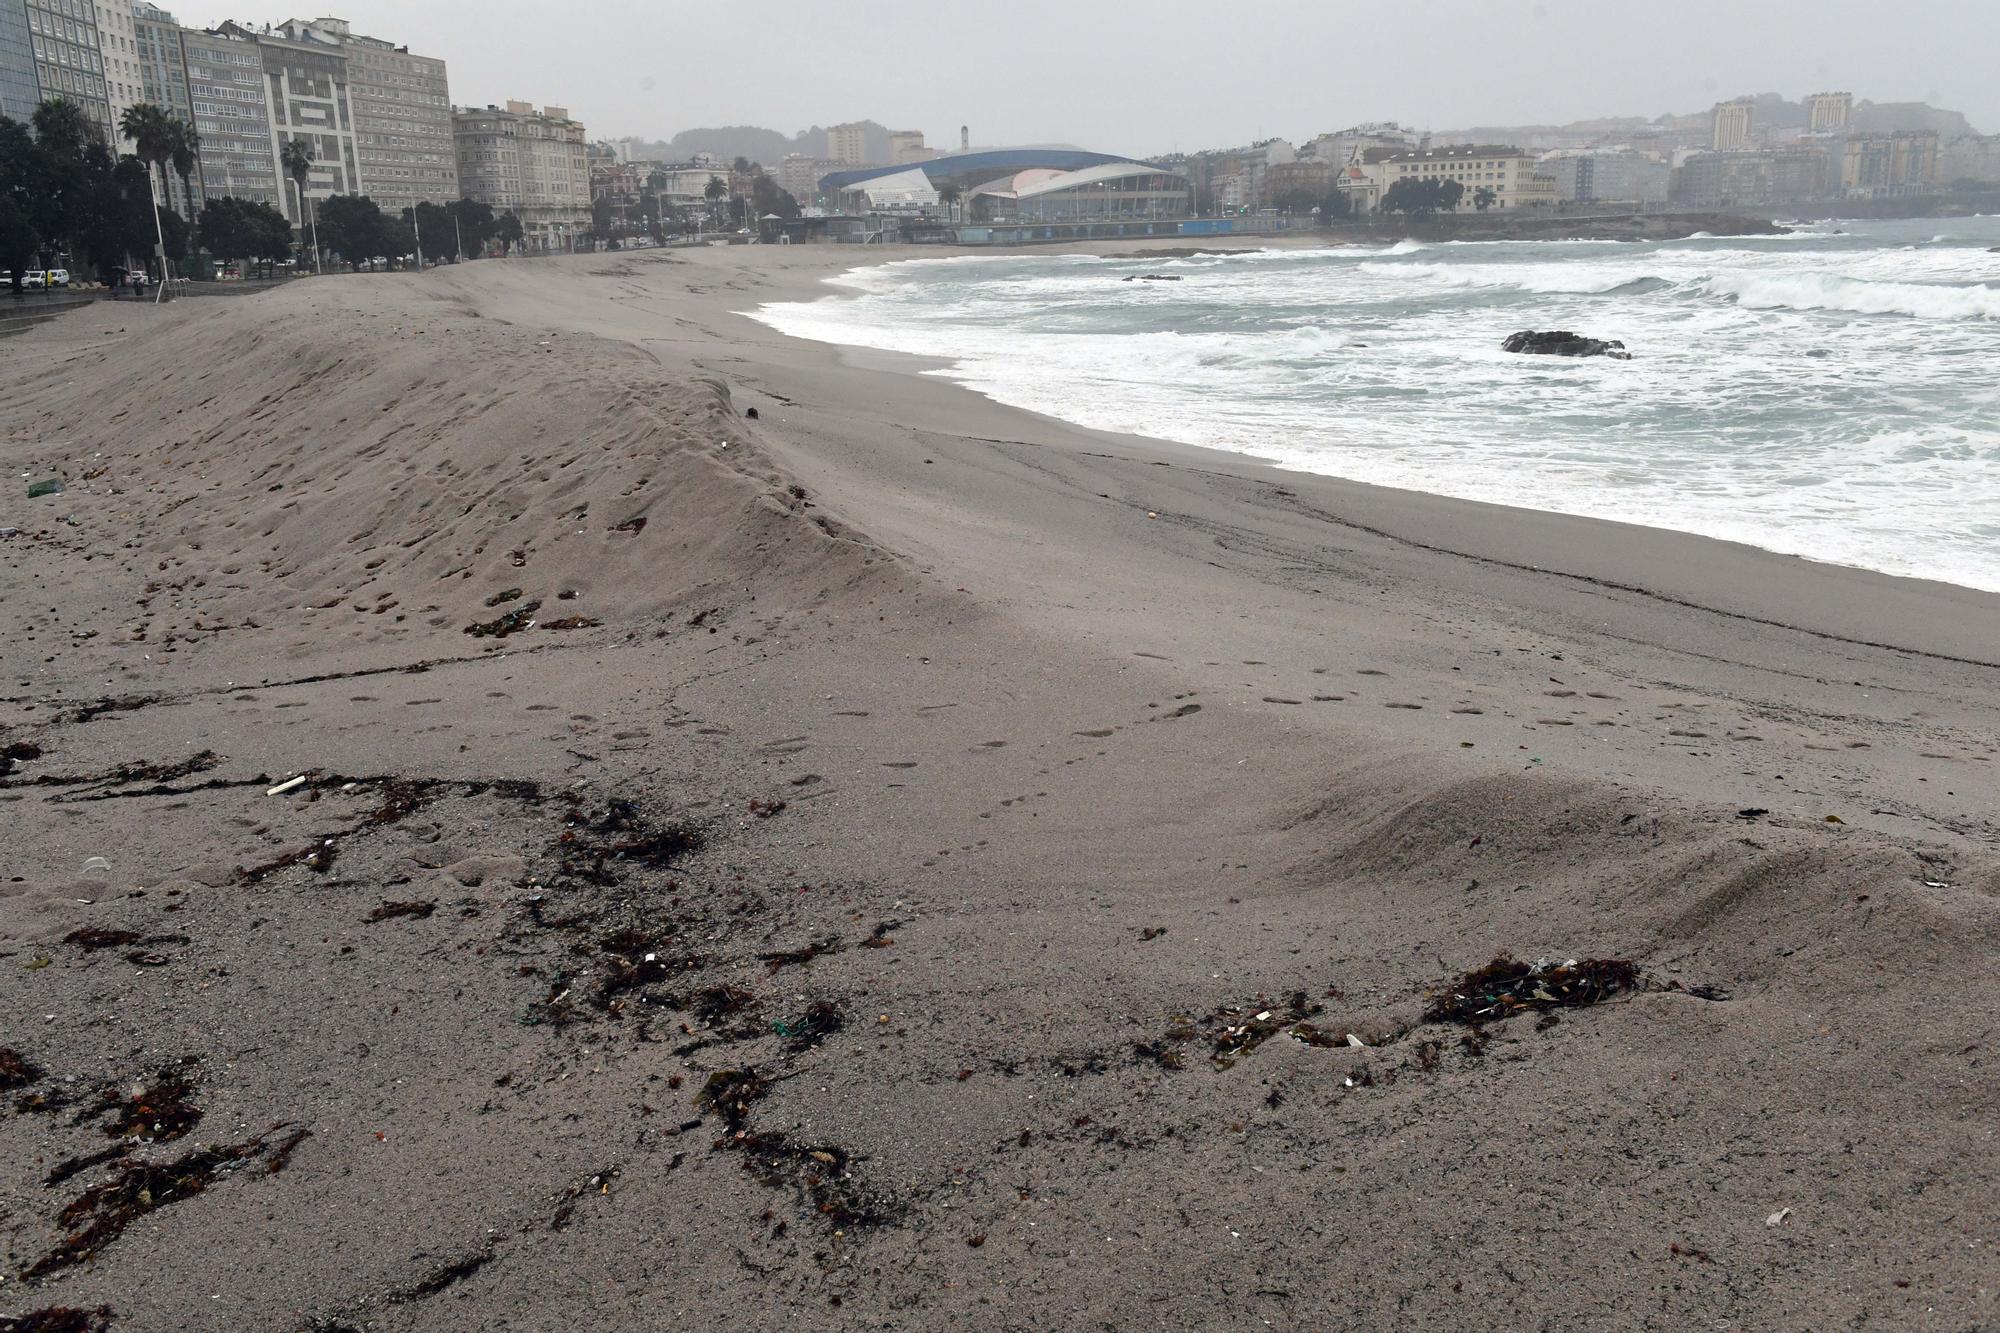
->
[1502, 330, 1632, 360]
[1122, 274, 1183, 282]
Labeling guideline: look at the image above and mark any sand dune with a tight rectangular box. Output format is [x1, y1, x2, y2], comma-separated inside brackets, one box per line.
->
[0, 255, 1994, 1331]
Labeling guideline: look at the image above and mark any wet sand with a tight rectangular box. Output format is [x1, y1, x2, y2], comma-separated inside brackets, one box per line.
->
[0, 246, 1995, 1331]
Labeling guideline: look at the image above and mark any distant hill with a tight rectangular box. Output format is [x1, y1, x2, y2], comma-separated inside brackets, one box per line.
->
[1437, 95, 1982, 149]
[620, 121, 898, 167]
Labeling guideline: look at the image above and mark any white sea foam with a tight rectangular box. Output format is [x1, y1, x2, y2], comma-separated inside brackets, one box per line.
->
[1701, 271, 2000, 320]
[752, 216, 2000, 592]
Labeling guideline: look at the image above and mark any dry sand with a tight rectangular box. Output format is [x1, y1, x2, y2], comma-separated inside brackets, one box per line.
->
[0, 244, 1995, 1331]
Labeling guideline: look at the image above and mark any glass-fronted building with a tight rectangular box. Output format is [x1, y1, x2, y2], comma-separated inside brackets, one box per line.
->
[0, 0, 40, 123]
[21, 0, 110, 136]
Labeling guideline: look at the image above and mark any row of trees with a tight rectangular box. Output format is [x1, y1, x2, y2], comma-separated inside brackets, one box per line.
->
[2, 100, 190, 290]
[1379, 177, 1501, 217]
[4, 96, 533, 292]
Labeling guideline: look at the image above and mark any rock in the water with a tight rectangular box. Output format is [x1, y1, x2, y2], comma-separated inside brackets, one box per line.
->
[1502, 329, 1632, 360]
[1122, 274, 1183, 282]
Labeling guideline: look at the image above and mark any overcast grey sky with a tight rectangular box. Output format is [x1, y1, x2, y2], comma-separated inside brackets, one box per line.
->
[174, 0, 1997, 153]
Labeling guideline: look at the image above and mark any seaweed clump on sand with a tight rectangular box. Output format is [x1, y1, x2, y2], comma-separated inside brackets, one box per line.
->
[0, 1047, 44, 1091]
[24, 1126, 309, 1279]
[0, 1307, 115, 1333]
[1423, 957, 1640, 1026]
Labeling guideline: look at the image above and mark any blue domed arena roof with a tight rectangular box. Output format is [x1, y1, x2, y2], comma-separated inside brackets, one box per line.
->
[819, 149, 1156, 193]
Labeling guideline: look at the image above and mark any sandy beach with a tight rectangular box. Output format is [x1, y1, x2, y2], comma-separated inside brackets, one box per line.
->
[1, 243, 1995, 1331]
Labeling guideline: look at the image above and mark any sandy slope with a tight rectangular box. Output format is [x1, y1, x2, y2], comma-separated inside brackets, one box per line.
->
[0, 256, 1994, 1332]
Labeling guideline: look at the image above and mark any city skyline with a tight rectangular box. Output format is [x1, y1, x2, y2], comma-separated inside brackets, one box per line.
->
[162, 0, 1999, 155]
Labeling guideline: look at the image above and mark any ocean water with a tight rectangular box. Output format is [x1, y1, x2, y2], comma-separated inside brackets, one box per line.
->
[751, 218, 2000, 592]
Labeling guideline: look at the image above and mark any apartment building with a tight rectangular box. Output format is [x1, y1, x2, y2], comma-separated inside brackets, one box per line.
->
[276, 17, 457, 216]
[1537, 148, 1670, 205]
[1712, 97, 1755, 151]
[0, 0, 41, 122]
[454, 100, 590, 250]
[215, 20, 361, 225]
[180, 23, 280, 208]
[19, 0, 111, 136]
[1807, 91, 1852, 132]
[825, 121, 869, 166]
[93, 0, 139, 145]
[1842, 131, 1940, 198]
[1364, 145, 1557, 212]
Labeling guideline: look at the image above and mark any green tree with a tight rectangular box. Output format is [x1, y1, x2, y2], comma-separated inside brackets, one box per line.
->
[279, 136, 318, 269]
[496, 210, 524, 255]
[168, 118, 202, 221]
[118, 103, 175, 287]
[1380, 176, 1466, 219]
[750, 173, 800, 221]
[0, 193, 38, 292]
[447, 198, 495, 257]
[936, 183, 962, 221]
[1473, 187, 1497, 212]
[703, 174, 726, 223]
[403, 201, 455, 260]
[315, 193, 394, 269]
[26, 101, 101, 268]
[590, 194, 613, 242]
[197, 196, 293, 271]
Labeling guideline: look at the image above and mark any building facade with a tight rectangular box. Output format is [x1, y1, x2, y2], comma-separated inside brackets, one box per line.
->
[1941, 134, 2000, 186]
[1262, 158, 1329, 206]
[1672, 148, 1830, 206]
[92, 0, 138, 146]
[1537, 149, 1670, 205]
[825, 121, 868, 166]
[21, 0, 110, 136]
[1367, 145, 1557, 212]
[1712, 97, 1754, 151]
[1807, 91, 1852, 132]
[277, 17, 456, 217]
[0, 0, 40, 123]
[228, 21, 361, 225]
[887, 129, 933, 165]
[1841, 131, 1939, 197]
[180, 24, 280, 208]
[776, 153, 837, 205]
[453, 100, 589, 250]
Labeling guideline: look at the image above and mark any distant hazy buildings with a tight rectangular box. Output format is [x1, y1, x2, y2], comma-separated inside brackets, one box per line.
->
[1841, 131, 1940, 198]
[1673, 147, 1830, 206]
[454, 100, 590, 250]
[1538, 149, 1670, 206]
[1807, 91, 1853, 132]
[777, 153, 838, 205]
[887, 129, 935, 165]
[1712, 98, 1755, 151]
[826, 121, 870, 166]
[1941, 133, 2000, 185]
[1359, 145, 1558, 213]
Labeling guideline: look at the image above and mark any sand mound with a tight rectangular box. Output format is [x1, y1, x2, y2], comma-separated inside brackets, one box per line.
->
[0, 280, 900, 680]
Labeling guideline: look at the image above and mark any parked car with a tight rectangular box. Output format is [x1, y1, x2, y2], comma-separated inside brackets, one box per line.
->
[46, 268, 70, 288]
[21, 270, 46, 290]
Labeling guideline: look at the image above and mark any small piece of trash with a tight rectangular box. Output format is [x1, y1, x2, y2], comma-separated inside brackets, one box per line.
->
[266, 775, 307, 796]
[81, 856, 112, 877]
[1345, 1033, 1367, 1048]
[1823, 815, 1844, 824]
[27, 477, 63, 498]
[1766, 1207, 1793, 1227]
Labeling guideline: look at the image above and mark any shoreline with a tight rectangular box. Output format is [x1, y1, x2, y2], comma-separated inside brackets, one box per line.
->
[737, 240, 2000, 602]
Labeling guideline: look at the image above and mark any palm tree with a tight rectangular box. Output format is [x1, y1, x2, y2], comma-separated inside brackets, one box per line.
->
[279, 136, 320, 273]
[119, 103, 173, 298]
[703, 174, 727, 228]
[937, 184, 962, 223]
[168, 118, 201, 223]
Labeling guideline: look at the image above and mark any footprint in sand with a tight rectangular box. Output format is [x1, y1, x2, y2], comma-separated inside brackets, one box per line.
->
[1074, 729, 1115, 738]
[883, 761, 918, 769]
[976, 741, 1007, 749]
[1386, 702, 1423, 710]
[1451, 706, 1483, 715]
[1263, 697, 1302, 705]
[1358, 669, 1390, 677]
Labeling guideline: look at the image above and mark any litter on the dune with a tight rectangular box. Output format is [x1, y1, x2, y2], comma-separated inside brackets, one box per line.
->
[266, 775, 306, 796]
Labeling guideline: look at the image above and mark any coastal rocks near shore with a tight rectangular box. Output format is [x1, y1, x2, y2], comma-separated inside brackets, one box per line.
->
[1502, 329, 1632, 359]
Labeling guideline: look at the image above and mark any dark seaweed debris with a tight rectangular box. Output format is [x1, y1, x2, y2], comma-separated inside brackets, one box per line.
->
[774, 1000, 844, 1051]
[0, 1047, 44, 1090]
[730, 1132, 902, 1231]
[87, 1068, 203, 1142]
[1423, 957, 1641, 1025]
[24, 1126, 308, 1279]
[63, 929, 141, 952]
[697, 1068, 770, 1130]
[1145, 989, 1327, 1071]
[366, 900, 437, 923]
[387, 1245, 496, 1304]
[464, 600, 541, 638]
[0, 1306, 114, 1333]
[555, 801, 703, 886]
